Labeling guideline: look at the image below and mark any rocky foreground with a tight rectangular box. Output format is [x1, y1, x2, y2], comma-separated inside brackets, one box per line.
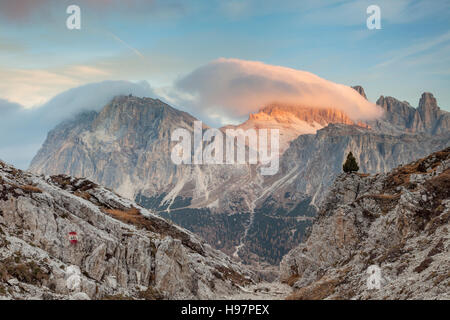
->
[281, 148, 449, 299]
[1, 147, 449, 300]
[0, 160, 257, 300]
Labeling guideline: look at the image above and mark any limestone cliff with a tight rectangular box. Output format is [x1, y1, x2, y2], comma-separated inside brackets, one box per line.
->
[0, 160, 255, 300]
[280, 148, 450, 300]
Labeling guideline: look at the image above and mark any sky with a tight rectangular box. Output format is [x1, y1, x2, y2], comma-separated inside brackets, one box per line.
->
[0, 0, 449, 109]
[0, 0, 449, 168]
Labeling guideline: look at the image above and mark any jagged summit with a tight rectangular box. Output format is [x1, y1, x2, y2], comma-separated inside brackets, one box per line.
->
[374, 92, 449, 134]
[225, 104, 368, 153]
[352, 85, 367, 99]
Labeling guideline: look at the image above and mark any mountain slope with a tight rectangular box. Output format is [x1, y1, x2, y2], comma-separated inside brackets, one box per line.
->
[268, 123, 450, 206]
[30, 95, 257, 212]
[30, 95, 200, 199]
[28, 91, 450, 266]
[0, 159, 255, 300]
[280, 148, 450, 300]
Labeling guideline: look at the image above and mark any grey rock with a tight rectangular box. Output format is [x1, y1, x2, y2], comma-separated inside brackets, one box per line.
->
[27, 92, 450, 266]
[0, 160, 255, 300]
[280, 148, 450, 300]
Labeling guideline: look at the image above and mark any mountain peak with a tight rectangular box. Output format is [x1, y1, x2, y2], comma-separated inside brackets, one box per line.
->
[417, 92, 440, 129]
[352, 86, 367, 100]
[418, 92, 439, 112]
[231, 105, 362, 153]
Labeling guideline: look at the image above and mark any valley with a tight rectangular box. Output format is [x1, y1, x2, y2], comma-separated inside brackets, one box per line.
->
[27, 88, 450, 266]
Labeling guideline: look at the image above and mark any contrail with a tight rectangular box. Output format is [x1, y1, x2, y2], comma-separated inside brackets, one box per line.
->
[106, 31, 145, 59]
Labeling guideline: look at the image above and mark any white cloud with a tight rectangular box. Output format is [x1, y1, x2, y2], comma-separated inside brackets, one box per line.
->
[0, 80, 156, 169]
[300, 0, 450, 26]
[375, 31, 450, 68]
[174, 58, 383, 125]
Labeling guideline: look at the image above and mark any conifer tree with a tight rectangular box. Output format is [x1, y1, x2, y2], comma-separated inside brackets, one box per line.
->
[343, 152, 359, 173]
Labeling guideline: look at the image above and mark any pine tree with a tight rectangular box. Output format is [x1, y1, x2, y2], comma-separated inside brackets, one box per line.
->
[343, 152, 359, 173]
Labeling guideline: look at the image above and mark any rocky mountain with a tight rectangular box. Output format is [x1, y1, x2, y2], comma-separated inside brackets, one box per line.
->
[253, 89, 450, 207]
[28, 89, 450, 266]
[0, 159, 257, 300]
[29, 96, 268, 262]
[266, 123, 450, 206]
[30, 95, 199, 199]
[4, 146, 448, 300]
[28, 95, 320, 265]
[223, 104, 368, 153]
[373, 92, 450, 134]
[280, 147, 450, 299]
[29, 95, 256, 212]
[352, 85, 367, 100]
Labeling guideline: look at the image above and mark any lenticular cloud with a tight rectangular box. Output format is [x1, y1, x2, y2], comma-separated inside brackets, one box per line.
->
[176, 58, 383, 121]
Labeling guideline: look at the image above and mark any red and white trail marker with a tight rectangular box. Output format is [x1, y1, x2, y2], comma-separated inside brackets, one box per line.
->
[68, 232, 78, 245]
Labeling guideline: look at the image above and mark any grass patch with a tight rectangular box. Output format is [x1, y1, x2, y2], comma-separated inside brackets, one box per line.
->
[102, 206, 206, 256]
[138, 287, 164, 300]
[414, 257, 433, 273]
[102, 294, 135, 300]
[0, 257, 49, 285]
[283, 274, 300, 287]
[19, 185, 43, 194]
[286, 277, 340, 300]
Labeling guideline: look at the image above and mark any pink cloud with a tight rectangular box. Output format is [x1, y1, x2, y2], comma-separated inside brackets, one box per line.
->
[0, 0, 48, 20]
[0, 0, 158, 21]
[176, 58, 384, 121]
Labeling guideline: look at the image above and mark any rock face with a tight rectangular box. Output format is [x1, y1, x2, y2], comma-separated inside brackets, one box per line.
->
[30, 96, 201, 200]
[352, 86, 367, 100]
[29, 95, 317, 266]
[0, 160, 255, 300]
[29, 96, 256, 213]
[271, 123, 450, 205]
[223, 104, 368, 153]
[375, 92, 450, 134]
[28, 90, 450, 266]
[280, 148, 450, 300]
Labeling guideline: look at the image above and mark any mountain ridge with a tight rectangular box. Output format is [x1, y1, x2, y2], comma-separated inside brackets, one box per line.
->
[28, 89, 450, 265]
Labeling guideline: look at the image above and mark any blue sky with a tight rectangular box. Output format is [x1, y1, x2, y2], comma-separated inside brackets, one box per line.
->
[0, 0, 449, 110]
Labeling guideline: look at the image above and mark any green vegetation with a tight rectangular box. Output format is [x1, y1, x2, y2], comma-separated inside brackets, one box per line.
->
[343, 152, 359, 173]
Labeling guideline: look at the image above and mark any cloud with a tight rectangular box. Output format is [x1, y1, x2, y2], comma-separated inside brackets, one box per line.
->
[0, 98, 23, 113]
[375, 31, 450, 69]
[0, 61, 142, 108]
[0, 80, 156, 169]
[0, 68, 80, 107]
[0, 0, 49, 21]
[175, 58, 383, 124]
[0, 0, 182, 23]
[300, 0, 450, 26]
[106, 32, 145, 59]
